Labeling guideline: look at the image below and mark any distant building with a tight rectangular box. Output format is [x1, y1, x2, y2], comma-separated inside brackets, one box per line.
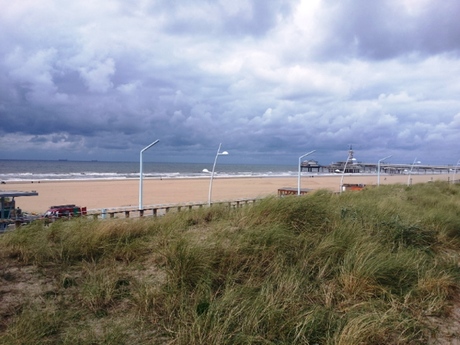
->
[328, 145, 362, 173]
[300, 160, 322, 172]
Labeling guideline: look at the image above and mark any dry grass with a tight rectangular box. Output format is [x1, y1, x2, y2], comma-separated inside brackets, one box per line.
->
[1, 182, 460, 344]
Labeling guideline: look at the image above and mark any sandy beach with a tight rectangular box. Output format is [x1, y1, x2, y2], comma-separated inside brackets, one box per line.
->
[1, 173, 452, 214]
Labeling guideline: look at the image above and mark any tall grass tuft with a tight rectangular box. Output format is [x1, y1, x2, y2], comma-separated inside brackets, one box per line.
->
[1, 217, 152, 265]
[0, 302, 63, 344]
[79, 262, 132, 315]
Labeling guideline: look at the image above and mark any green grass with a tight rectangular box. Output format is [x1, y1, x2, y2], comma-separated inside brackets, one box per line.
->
[1, 182, 460, 344]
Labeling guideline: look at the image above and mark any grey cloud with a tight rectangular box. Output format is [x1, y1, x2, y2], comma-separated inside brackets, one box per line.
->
[319, 0, 460, 60]
[0, 0, 459, 165]
[79, 58, 116, 93]
[150, 0, 297, 37]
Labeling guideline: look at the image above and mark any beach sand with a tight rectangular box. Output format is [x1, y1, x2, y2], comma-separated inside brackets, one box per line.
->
[1, 173, 452, 213]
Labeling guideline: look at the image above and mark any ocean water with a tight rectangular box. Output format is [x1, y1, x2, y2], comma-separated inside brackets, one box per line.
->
[0, 160, 301, 182]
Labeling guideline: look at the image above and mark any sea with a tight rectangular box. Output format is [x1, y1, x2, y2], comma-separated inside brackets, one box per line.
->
[0, 160, 303, 182]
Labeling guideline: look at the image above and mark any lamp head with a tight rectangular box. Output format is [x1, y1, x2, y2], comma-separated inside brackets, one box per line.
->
[220, 151, 229, 155]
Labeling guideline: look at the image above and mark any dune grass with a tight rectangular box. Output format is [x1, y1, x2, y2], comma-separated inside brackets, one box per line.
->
[1, 181, 460, 344]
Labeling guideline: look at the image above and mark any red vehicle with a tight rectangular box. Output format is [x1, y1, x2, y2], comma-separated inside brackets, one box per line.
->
[43, 204, 87, 219]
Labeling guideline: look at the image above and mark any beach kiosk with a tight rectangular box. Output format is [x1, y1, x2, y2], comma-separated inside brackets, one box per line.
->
[0, 190, 38, 230]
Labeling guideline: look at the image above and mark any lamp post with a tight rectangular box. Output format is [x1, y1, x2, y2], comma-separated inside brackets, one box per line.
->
[377, 155, 392, 186]
[298, 150, 316, 195]
[207, 143, 228, 206]
[407, 157, 420, 186]
[139, 139, 159, 210]
[453, 159, 460, 184]
[340, 153, 355, 193]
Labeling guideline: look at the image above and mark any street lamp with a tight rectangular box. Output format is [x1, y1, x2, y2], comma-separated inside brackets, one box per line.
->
[139, 139, 160, 210]
[207, 143, 228, 206]
[453, 159, 460, 184]
[377, 155, 392, 186]
[340, 153, 355, 193]
[407, 157, 420, 186]
[298, 150, 316, 195]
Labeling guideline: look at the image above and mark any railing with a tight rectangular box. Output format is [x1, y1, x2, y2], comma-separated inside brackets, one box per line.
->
[0, 215, 41, 231]
[87, 198, 260, 219]
[0, 198, 261, 230]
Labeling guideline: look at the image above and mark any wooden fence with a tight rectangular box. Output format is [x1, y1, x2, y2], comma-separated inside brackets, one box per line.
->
[1, 198, 261, 231]
[89, 198, 260, 219]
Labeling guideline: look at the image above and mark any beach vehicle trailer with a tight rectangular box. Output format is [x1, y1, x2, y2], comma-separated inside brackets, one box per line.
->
[0, 190, 39, 230]
[43, 204, 87, 220]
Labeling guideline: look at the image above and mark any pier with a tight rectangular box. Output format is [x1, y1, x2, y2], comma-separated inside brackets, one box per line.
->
[301, 146, 457, 175]
[301, 161, 455, 175]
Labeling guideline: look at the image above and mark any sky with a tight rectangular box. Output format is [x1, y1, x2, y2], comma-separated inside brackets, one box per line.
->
[1, 0, 460, 166]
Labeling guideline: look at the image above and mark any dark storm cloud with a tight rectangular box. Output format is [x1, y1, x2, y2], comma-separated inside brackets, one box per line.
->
[0, 0, 459, 164]
[320, 0, 460, 59]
